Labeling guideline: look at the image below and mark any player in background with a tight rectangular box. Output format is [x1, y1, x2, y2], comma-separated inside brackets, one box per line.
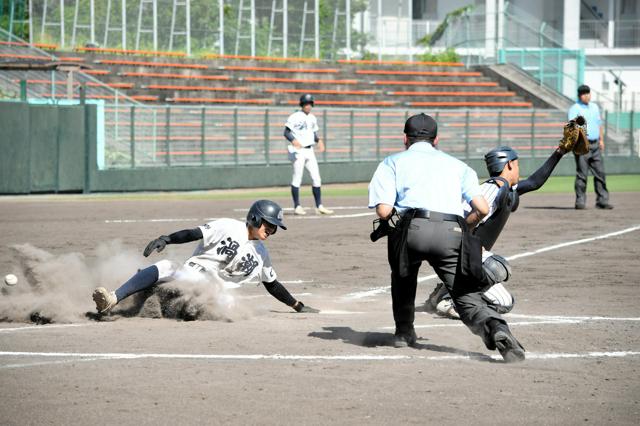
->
[284, 94, 334, 216]
[92, 200, 319, 314]
[425, 134, 579, 319]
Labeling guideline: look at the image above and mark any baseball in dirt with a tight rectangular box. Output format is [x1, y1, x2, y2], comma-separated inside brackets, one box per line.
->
[4, 274, 18, 286]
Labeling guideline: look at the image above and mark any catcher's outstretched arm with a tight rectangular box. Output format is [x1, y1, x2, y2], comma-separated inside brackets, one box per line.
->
[516, 149, 563, 195]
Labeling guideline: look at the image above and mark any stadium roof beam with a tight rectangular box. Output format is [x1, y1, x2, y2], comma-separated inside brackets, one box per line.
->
[234, 0, 256, 57]
[267, 0, 288, 57]
[104, 0, 128, 49]
[169, 0, 191, 55]
[299, 0, 319, 58]
[72, 0, 96, 47]
[136, 0, 158, 51]
[41, 0, 65, 48]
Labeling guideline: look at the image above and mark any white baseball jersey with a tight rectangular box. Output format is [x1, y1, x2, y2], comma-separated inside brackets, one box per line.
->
[285, 110, 319, 150]
[462, 181, 517, 226]
[184, 218, 277, 285]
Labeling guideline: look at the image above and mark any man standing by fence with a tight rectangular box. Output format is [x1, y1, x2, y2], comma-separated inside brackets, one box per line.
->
[569, 85, 613, 210]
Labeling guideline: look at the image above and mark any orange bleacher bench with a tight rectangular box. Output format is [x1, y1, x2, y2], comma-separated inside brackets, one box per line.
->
[374, 80, 498, 87]
[43, 93, 157, 101]
[15, 79, 133, 90]
[76, 46, 187, 57]
[338, 59, 464, 67]
[266, 88, 377, 95]
[120, 71, 229, 81]
[285, 100, 395, 107]
[97, 59, 208, 70]
[168, 97, 273, 104]
[204, 54, 320, 63]
[0, 41, 59, 50]
[220, 65, 339, 74]
[388, 91, 516, 97]
[357, 70, 482, 77]
[408, 101, 533, 107]
[0, 53, 50, 60]
[83, 69, 111, 75]
[243, 77, 359, 85]
[145, 84, 249, 92]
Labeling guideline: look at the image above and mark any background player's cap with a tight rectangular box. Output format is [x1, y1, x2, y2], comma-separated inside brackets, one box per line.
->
[484, 146, 519, 176]
[577, 85, 590, 96]
[247, 199, 287, 230]
[299, 94, 315, 107]
[404, 113, 437, 140]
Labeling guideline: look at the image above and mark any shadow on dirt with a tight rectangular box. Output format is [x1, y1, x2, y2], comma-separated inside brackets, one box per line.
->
[308, 326, 495, 362]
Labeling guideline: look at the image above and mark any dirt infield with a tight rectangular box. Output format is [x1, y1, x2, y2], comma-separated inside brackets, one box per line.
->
[1, 190, 639, 425]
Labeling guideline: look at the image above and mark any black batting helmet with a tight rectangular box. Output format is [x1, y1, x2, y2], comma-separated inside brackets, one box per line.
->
[299, 94, 314, 107]
[484, 146, 519, 177]
[246, 200, 287, 230]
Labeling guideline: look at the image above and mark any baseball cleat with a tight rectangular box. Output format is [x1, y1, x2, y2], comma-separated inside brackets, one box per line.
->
[294, 205, 307, 215]
[425, 282, 446, 313]
[436, 298, 460, 319]
[315, 205, 334, 215]
[392, 330, 417, 348]
[92, 287, 118, 314]
[493, 329, 525, 363]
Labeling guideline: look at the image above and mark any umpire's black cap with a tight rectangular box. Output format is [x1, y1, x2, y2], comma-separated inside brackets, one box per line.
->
[404, 113, 438, 140]
[577, 85, 591, 96]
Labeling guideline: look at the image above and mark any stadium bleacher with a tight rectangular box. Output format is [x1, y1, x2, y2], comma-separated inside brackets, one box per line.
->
[2, 44, 536, 109]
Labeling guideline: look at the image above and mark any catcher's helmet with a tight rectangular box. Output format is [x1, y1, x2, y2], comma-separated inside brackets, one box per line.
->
[299, 94, 315, 107]
[246, 200, 287, 230]
[484, 146, 519, 177]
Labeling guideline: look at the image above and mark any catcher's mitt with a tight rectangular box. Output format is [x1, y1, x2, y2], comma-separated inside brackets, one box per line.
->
[559, 115, 589, 155]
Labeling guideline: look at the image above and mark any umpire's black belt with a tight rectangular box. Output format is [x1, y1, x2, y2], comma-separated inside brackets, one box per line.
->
[410, 209, 460, 222]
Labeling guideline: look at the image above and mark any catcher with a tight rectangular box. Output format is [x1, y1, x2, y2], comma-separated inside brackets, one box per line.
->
[425, 117, 589, 318]
[92, 200, 319, 315]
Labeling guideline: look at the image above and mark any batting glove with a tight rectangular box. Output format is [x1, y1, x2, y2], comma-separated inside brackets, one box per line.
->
[143, 235, 171, 257]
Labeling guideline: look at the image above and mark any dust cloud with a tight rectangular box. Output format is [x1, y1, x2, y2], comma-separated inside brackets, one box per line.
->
[0, 242, 248, 324]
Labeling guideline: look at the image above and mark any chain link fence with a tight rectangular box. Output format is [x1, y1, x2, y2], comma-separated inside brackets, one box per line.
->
[99, 104, 636, 170]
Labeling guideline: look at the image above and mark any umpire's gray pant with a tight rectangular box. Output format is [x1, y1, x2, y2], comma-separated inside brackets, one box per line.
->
[390, 217, 505, 348]
[574, 141, 609, 206]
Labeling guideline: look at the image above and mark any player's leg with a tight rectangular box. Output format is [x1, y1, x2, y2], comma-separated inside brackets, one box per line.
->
[588, 147, 611, 208]
[574, 152, 589, 209]
[390, 262, 421, 347]
[92, 260, 176, 313]
[290, 151, 306, 215]
[305, 149, 333, 215]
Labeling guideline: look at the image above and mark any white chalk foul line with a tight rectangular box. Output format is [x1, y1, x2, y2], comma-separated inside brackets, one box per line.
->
[0, 351, 638, 363]
[505, 224, 640, 261]
[105, 211, 374, 223]
[507, 313, 640, 322]
[344, 223, 640, 300]
[0, 324, 91, 334]
[234, 206, 367, 212]
[381, 319, 583, 330]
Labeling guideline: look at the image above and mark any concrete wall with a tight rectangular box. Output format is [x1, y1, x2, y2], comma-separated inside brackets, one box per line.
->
[0, 102, 90, 194]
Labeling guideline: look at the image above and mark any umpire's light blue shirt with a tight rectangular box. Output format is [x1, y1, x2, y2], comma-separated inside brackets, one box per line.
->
[368, 142, 481, 217]
[568, 100, 602, 140]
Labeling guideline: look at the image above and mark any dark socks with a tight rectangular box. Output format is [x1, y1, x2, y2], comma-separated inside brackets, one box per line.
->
[312, 186, 322, 207]
[291, 185, 300, 207]
[115, 265, 160, 301]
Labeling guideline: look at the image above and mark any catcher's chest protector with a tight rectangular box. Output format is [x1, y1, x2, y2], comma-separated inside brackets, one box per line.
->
[475, 177, 519, 250]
